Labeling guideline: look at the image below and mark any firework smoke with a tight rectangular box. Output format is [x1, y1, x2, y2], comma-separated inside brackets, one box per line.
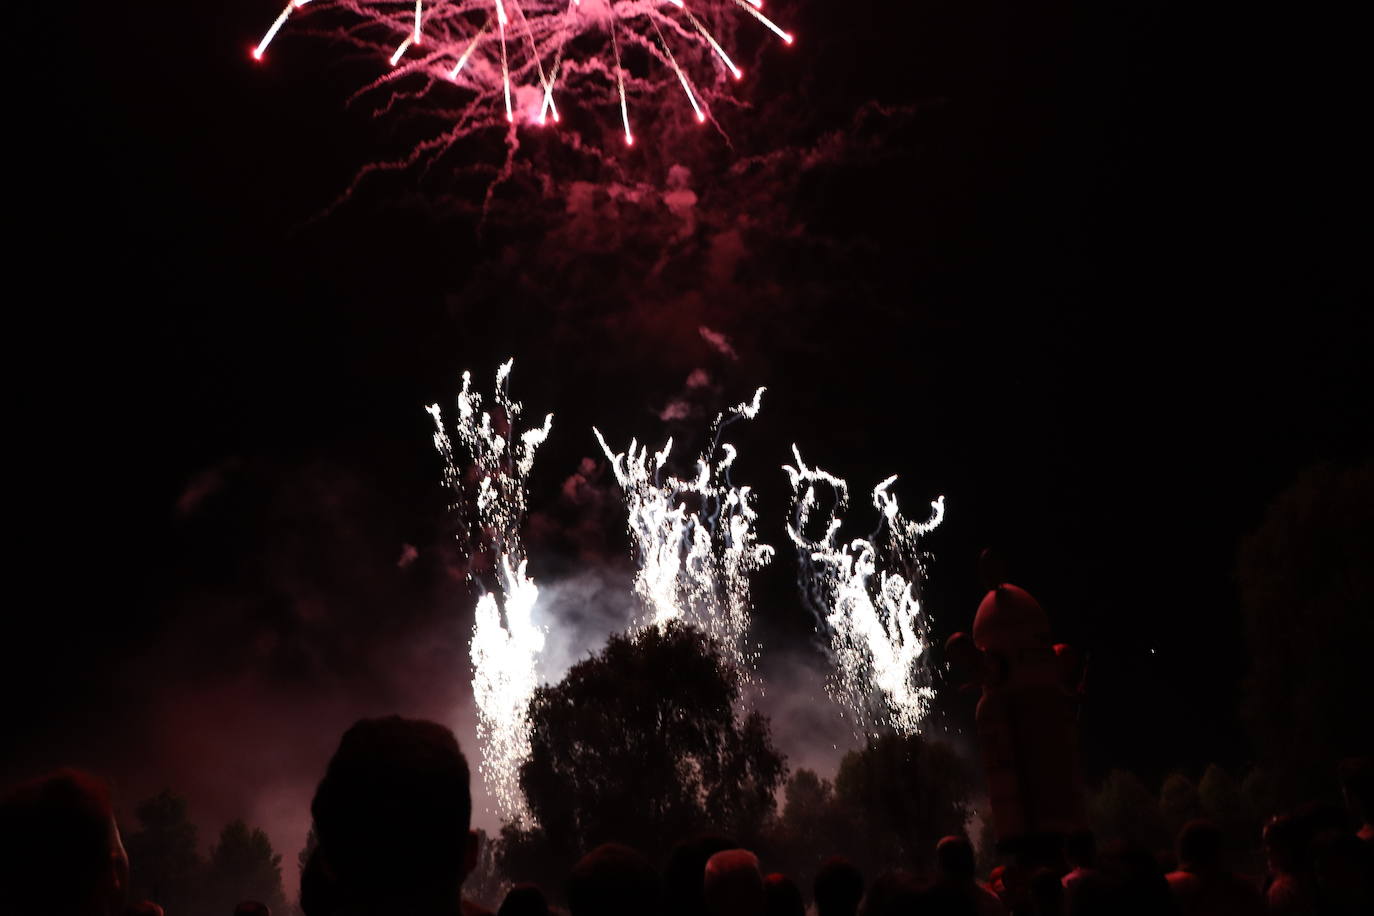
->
[594, 388, 773, 677]
[427, 359, 553, 822]
[784, 446, 944, 737]
[251, 0, 794, 160]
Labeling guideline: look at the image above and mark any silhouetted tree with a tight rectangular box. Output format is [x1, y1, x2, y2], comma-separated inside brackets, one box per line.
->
[206, 819, 288, 916]
[125, 790, 204, 914]
[1159, 772, 1203, 836]
[832, 732, 974, 876]
[1088, 770, 1170, 854]
[1198, 765, 1261, 861]
[503, 622, 786, 890]
[1237, 462, 1374, 802]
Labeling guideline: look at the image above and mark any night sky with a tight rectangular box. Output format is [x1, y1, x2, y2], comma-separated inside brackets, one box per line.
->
[10, 0, 1369, 866]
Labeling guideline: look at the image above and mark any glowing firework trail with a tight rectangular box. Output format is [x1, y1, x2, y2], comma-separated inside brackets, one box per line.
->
[784, 447, 945, 737]
[249, 0, 792, 147]
[253, 0, 313, 60]
[428, 360, 553, 823]
[732, 0, 792, 44]
[680, 6, 743, 80]
[652, 17, 705, 122]
[610, 17, 633, 145]
[595, 389, 773, 676]
[450, 19, 491, 78]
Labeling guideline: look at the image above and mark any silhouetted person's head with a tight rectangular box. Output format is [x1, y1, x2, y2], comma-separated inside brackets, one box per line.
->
[666, 834, 737, 916]
[127, 903, 165, 916]
[235, 903, 271, 916]
[566, 843, 660, 916]
[763, 873, 804, 916]
[299, 844, 341, 916]
[310, 716, 477, 913]
[813, 857, 863, 916]
[936, 835, 977, 884]
[498, 883, 550, 916]
[1029, 868, 1064, 914]
[1065, 828, 1097, 869]
[0, 769, 129, 916]
[1175, 820, 1225, 874]
[857, 870, 922, 916]
[704, 849, 765, 916]
[1263, 815, 1309, 875]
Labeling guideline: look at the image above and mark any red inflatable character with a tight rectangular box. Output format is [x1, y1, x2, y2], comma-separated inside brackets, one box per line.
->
[947, 551, 1085, 857]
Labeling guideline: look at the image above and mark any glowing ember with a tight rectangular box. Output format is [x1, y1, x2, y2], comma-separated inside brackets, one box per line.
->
[428, 359, 553, 822]
[784, 446, 945, 737]
[249, 0, 793, 147]
[595, 388, 773, 676]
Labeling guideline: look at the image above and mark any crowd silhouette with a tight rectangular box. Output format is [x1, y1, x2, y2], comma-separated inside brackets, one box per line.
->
[3, 717, 1371, 916]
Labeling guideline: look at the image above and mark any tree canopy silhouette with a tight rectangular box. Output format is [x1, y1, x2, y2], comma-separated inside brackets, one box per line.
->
[1237, 461, 1374, 801]
[502, 622, 785, 888]
[125, 790, 203, 915]
[207, 819, 288, 916]
[765, 733, 974, 885]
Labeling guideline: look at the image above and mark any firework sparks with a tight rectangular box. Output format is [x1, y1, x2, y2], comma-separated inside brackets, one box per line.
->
[428, 359, 553, 822]
[784, 446, 945, 737]
[249, 0, 793, 151]
[595, 388, 773, 676]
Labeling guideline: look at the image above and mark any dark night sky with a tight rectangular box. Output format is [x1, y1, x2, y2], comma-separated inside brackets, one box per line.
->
[8, 0, 1370, 863]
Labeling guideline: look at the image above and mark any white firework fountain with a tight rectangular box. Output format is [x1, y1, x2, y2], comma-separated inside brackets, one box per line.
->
[784, 445, 945, 737]
[594, 388, 773, 678]
[428, 359, 552, 822]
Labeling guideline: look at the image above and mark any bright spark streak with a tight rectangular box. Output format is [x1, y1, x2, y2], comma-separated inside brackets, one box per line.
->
[651, 18, 705, 122]
[499, 19, 513, 122]
[538, 0, 577, 123]
[390, 36, 413, 66]
[785, 447, 945, 737]
[449, 21, 490, 79]
[253, 1, 295, 60]
[733, 0, 793, 44]
[610, 20, 632, 145]
[413, 0, 423, 44]
[510, 0, 558, 124]
[681, 7, 743, 80]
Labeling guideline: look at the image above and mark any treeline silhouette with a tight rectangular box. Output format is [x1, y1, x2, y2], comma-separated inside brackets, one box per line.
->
[4, 622, 1371, 916]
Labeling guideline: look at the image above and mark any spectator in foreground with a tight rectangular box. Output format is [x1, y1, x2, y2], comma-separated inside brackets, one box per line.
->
[0, 768, 130, 916]
[1061, 829, 1102, 897]
[763, 872, 805, 916]
[1262, 814, 1317, 914]
[666, 834, 738, 916]
[566, 843, 661, 916]
[927, 835, 1006, 916]
[858, 870, 923, 916]
[704, 849, 765, 916]
[498, 883, 551, 916]
[991, 863, 1030, 914]
[1165, 820, 1262, 916]
[1028, 868, 1063, 916]
[814, 857, 864, 916]
[309, 716, 489, 916]
[235, 903, 271, 916]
